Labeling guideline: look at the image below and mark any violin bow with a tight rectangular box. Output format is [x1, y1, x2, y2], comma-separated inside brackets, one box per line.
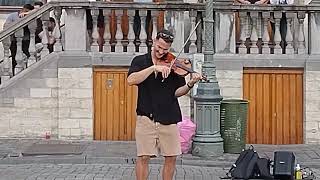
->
[161, 20, 202, 82]
[168, 20, 202, 71]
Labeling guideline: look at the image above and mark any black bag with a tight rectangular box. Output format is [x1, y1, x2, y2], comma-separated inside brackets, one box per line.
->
[227, 146, 259, 179]
[255, 157, 273, 179]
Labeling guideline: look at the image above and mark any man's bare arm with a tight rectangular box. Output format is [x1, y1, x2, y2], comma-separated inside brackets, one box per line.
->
[127, 65, 172, 86]
[127, 65, 155, 86]
[175, 83, 192, 97]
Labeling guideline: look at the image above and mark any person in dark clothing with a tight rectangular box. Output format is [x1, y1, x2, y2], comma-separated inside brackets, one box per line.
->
[36, 17, 56, 53]
[46, 17, 56, 53]
[127, 29, 202, 180]
[34, 1, 44, 44]
[3, 4, 34, 74]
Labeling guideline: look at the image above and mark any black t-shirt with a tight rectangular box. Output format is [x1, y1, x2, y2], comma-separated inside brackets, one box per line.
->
[128, 53, 186, 125]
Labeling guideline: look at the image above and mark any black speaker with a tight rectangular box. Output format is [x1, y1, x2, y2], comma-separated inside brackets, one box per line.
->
[273, 151, 295, 180]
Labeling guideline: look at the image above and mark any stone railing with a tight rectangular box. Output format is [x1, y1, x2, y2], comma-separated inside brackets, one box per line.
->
[84, 2, 204, 53]
[0, 1, 205, 84]
[2, 1, 320, 85]
[0, 2, 59, 83]
[213, 4, 320, 55]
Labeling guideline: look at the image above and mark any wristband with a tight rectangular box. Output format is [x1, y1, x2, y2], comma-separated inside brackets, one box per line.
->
[187, 83, 193, 89]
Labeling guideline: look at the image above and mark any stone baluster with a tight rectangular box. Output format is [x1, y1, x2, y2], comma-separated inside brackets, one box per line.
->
[28, 19, 37, 67]
[127, 10, 136, 53]
[14, 28, 25, 75]
[151, 11, 158, 40]
[122, 10, 129, 50]
[139, 10, 148, 53]
[250, 12, 259, 54]
[285, 12, 294, 54]
[37, 12, 50, 61]
[91, 9, 100, 52]
[115, 10, 123, 53]
[103, 9, 111, 53]
[1, 37, 12, 81]
[53, 7, 62, 52]
[238, 12, 248, 54]
[257, 13, 263, 50]
[262, 12, 271, 54]
[297, 12, 306, 54]
[189, 10, 197, 54]
[273, 12, 282, 54]
[41, 12, 50, 59]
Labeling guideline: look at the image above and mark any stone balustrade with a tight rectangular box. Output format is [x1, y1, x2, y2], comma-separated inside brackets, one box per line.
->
[214, 4, 320, 55]
[1, 1, 320, 84]
[0, 1, 205, 85]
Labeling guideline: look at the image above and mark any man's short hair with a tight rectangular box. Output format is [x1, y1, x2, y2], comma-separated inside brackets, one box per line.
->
[156, 29, 174, 43]
[34, 1, 44, 7]
[23, 4, 34, 11]
[49, 17, 55, 23]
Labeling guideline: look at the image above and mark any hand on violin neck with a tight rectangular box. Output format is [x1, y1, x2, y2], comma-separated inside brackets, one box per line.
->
[189, 73, 203, 85]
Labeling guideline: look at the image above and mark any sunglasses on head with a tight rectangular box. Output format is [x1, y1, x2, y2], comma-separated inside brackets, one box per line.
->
[157, 32, 174, 41]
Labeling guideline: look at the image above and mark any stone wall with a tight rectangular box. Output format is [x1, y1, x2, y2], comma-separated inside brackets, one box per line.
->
[57, 68, 93, 139]
[0, 53, 59, 138]
[305, 71, 320, 144]
[305, 58, 320, 144]
[0, 53, 94, 139]
[216, 70, 242, 99]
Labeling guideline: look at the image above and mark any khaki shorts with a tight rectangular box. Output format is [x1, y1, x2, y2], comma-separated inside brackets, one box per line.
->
[135, 115, 181, 157]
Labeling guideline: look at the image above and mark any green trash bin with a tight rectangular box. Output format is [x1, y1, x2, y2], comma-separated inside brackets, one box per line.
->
[220, 99, 248, 154]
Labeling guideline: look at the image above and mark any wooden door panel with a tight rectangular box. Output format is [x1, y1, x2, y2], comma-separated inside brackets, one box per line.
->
[94, 72, 102, 140]
[262, 74, 271, 144]
[243, 68, 303, 144]
[94, 68, 137, 141]
[296, 74, 303, 143]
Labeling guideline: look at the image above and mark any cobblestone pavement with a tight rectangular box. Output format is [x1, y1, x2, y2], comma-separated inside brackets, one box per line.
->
[0, 164, 228, 180]
[1, 140, 320, 179]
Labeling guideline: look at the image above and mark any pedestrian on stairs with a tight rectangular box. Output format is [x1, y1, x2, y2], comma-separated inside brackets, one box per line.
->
[3, 4, 34, 75]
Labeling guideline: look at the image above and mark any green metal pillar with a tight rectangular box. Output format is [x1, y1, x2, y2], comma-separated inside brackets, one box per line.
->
[191, 0, 224, 157]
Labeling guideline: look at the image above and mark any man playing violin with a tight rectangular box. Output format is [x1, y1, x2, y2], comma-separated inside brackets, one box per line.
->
[127, 29, 202, 180]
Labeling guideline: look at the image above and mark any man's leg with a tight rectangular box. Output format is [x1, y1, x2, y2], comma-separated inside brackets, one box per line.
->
[158, 123, 181, 180]
[22, 40, 30, 58]
[10, 41, 17, 75]
[162, 156, 177, 180]
[136, 155, 150, 180]
[135, 116, 157, 180]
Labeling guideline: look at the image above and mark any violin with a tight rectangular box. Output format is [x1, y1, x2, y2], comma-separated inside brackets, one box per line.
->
[157, 52, 208, 82]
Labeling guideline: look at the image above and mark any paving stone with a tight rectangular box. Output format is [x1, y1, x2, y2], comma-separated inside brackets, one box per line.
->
[0, 139, 319, 179]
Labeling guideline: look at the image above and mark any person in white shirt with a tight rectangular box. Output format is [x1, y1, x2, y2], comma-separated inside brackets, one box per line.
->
[37, 17, 56, 53]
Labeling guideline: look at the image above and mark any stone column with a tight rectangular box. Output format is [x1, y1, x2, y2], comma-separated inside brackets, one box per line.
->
[215, 11, 235, 54]
[64, 8, 87, 51]
[54, 7, 63, 52]
[309, 13, 320, 54]
[1, 37, 11, 81]
[192, 0, 224, 157]
[28, 19, 37, 66]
